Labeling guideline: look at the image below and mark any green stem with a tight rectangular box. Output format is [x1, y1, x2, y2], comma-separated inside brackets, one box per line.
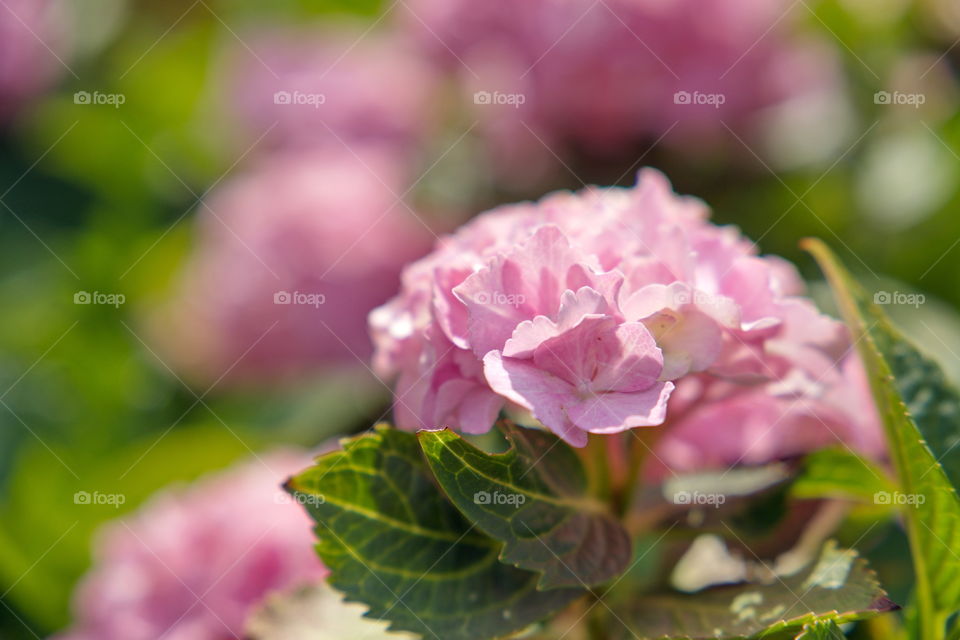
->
[585, 434, 612, 503]
[606, 434, 629, 515]
[586, 591, 608, 640]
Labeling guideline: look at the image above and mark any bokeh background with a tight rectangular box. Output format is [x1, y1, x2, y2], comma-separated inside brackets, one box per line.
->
[1, 0, 959, 637]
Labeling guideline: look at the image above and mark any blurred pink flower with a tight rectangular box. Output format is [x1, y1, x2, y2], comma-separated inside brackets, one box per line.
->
[0, 0, 69, 120]
[403, 0, 838, 174]
[371, 169, 880, 456]
[222, 26, 438, 158]
[56, 451, 326, 640]
[156, 149, 433, 383]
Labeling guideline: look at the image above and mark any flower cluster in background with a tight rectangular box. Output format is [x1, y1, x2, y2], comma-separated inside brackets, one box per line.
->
[404, 0, 844, 176]
[155, 150, 432, 382]
[55, 451, 326, 640]
[0, 0, 71, 122]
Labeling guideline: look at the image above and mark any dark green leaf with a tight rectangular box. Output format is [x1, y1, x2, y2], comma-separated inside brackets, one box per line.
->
[419, 424, 631, 588]
[794, 620, 847, 639]
[285, 425, 583, 640]
[805, 239, 960, 626]
[612, 541, 895, 639]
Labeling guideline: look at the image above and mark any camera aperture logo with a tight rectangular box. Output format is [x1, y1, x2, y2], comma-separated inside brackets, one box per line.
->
[274, 290, 326, 308]
[74, 290, 125, 308]
[473, 490, 526, 507]
[74, 490, 126, 508]
[673, 90, 725, 109]
[273, 90, 326, 108]
[672, 490, 725, 507]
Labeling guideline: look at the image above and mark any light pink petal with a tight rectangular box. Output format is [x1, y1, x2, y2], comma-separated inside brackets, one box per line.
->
[566, 381, 674, 433]
[590, 322, 664, 392]
[458, 388, 504, 434]
[454, 225, 621, 357]
[433, 378, 480, 428]
[504, 286, 608, 358]
[482, 351, 588, 447]
[453, 225, 578, 355]
[621, 281, 739, 329]
[645, 309, 722, 380]
[432, 264, 474, 349]
[531, 316, 620, 386]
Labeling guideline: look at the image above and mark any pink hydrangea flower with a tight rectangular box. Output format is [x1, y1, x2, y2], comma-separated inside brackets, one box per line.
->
[646, 332, 883, 478]
[155, 149, 432, 383]
[371, 169, 880, 455]
[55, 451, 326, 640]
[222, 27, 438, 157]
[0, 0, 69, 121]
[403, 0, 839, 175]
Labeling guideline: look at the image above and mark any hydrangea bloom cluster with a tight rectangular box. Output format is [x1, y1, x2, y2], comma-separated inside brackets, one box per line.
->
[0, 0, 69, 121]
[404, 0, 838, 170]
[156, 150, 431, 382]
[57, 451, 326, 640]
[224, 28, 438, 158]
[371, 170, 881, 461]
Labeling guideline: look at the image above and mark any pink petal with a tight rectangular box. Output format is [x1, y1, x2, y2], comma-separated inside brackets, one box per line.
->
[454, 225, 621, 357]
[589, 321, 665, 392]
[504, 286, 609, 358]
[531, 316, 620, 386]
[482, 351, 588, 447]
[566, 381, 674, 433]
[458, 388, 504, 434]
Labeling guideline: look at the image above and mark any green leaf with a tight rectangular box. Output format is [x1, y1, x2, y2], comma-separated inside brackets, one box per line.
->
[791, 448, 893, 502]
[875, 310, 960, 490]
[245, 583, 417, 639]
[285, 425, 583, 640]
[418, 424, 631, 589]
[612, 541, 895, 639]
[795, 620, 847, 639]
[805, 239, 960, 633]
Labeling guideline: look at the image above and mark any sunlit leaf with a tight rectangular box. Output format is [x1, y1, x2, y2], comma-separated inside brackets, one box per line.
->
[286, 426, 583, 640]
[419, 424, 631, 589]
[805, 238, 960, 632]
